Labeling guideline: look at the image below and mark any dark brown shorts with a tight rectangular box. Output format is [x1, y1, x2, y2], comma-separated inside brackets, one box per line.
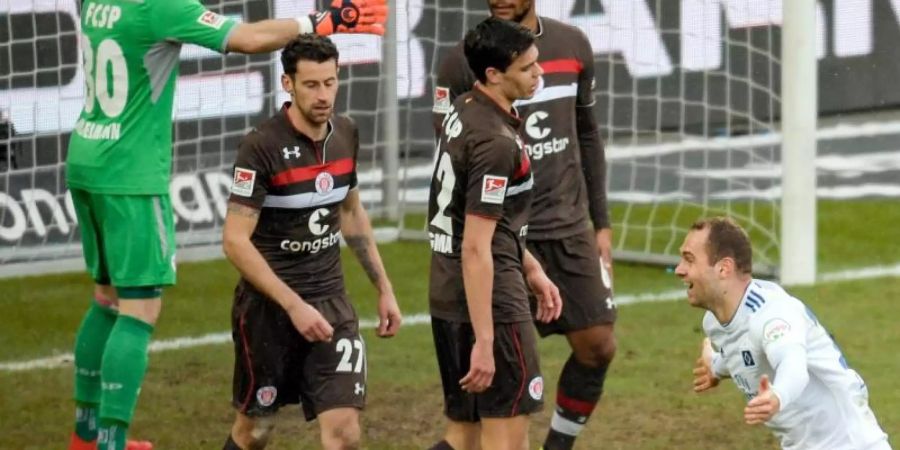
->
[527, 229, 616, 337]
[231, 285, 366, 421]
[431, 317, 544, 421]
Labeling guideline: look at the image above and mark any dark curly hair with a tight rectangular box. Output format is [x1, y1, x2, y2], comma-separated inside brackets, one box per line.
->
[281, 34, 339, 75]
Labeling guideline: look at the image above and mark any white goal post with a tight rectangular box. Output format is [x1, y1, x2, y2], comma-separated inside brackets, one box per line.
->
[780, 0, 818, 285]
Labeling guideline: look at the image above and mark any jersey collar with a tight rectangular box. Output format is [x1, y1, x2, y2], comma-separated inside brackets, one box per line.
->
[473, 84, 522, 128]
[279, 102, 333, 144]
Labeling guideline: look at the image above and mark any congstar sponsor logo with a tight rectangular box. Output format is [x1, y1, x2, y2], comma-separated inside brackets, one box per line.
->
[280, 232, 341, 254]
[524, 110, 569, 160]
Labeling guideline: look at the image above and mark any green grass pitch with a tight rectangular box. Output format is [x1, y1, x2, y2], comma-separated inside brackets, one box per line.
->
[0, 199, 898, 449]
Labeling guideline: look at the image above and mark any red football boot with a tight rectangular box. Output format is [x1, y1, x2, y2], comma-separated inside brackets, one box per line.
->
[69, 433, 95, 450]
[125, 440, 154, 450]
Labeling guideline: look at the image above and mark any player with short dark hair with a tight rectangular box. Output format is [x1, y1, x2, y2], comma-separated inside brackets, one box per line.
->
[679, 217, 890, 450]
[220, 34, 401, 450]
[427, 17, 562, 450]
[431, 2, 616, 449]
[67, 1, 388, 449]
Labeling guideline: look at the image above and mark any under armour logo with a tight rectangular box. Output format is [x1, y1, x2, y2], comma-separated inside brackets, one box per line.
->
[282, 146, 301, 159]
[354, 382, 365, 395]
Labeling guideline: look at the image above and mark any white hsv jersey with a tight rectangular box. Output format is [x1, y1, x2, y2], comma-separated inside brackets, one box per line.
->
[703, 279, 889, 450]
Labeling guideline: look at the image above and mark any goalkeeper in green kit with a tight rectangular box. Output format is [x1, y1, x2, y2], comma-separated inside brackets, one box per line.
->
[66, 1, 387, 449]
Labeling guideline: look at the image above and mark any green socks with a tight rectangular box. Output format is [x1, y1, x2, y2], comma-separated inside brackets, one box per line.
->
[97, 418, 129, 450]
[73, 301, 118, 441]
[99, 314, 154, 425]
[73, 301, 155, 446]
[74, 402, 99, 442]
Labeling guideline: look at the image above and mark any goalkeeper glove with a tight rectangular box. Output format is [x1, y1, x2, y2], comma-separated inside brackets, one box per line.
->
[297, 0, 388, 37]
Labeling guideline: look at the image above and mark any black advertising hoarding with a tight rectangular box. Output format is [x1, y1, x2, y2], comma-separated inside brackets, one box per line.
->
[1, 0, 898, 263]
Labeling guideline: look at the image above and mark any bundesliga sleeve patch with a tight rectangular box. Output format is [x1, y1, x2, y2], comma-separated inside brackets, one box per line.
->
[480, 175, 508, 205]
[197, 10, 226, 30]
[763, 318, 791, 343]
[231, 167, 256, 197]
[432, 86, 451, 114]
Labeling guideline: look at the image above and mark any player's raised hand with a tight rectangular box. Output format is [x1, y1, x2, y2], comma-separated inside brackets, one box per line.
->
[693, 338, 720, 392]
[376, 291, 402, 338]
[460, 340, 495, 393]
[312, 0, 388, 36]
[527, 269, 562, 323]
[286, 300, 334, 342]
[744, 375, 780, 425]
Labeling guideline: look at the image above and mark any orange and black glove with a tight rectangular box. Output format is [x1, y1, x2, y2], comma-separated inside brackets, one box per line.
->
[310, 0, 388, 36]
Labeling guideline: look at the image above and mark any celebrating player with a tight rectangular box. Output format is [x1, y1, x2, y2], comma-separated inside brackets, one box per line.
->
[427, 17, 562, 450]
[66, 1, 388, 449]
[678, 217, 891, 450]
[431, 2, 616, 449]
[219, 34, 401, 450]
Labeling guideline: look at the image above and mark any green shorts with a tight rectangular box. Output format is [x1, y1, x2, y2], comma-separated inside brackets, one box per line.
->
[70, 189, 176, 293]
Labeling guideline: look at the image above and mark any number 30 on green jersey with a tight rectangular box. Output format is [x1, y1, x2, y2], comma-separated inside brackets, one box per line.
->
[81, 34, 128, 118]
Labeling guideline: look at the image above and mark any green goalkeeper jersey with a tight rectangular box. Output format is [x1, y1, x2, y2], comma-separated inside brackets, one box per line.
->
[66, 0, 237, 194]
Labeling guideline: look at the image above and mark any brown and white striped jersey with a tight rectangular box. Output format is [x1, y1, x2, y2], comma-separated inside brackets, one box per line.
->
[229, 103, 358, 300]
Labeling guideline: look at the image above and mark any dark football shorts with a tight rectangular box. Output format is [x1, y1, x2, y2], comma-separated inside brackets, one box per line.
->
[231, 285, 366, 421]
[431, 317, 544, 421]
[527, 228, 617, 337]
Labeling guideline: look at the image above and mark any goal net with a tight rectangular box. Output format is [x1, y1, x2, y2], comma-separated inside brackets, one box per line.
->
[398, 0, 788, 274]
[0, 0, 412, 275]
[0, 0, 790, 276]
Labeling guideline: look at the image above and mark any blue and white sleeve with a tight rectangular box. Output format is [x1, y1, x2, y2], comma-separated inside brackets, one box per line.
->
[751, 304, 810, 408]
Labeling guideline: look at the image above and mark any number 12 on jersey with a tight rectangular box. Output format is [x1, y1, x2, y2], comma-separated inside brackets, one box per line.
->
[430, 147, 455, 234]
[429, 142, 456, 254]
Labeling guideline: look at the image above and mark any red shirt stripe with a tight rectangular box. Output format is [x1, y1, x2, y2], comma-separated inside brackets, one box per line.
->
[539, 58, 583, 74]
[514, 147, 531, 179]
[270, 157, 354, 187]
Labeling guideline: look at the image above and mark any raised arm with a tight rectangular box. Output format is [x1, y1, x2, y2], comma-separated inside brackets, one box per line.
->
[339, 188, 402, 337]
[227, 0, 387, 53]
[151, 0, 387, 55]
[226, 19, 314, 54]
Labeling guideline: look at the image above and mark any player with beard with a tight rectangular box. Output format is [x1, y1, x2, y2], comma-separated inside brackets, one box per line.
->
[221, 35, 402, 450]
[432, 2, 615, 449]
[427, 17, 562, 450]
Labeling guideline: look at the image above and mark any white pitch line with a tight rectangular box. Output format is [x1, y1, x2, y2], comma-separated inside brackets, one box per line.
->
[3, 263, 900, 373]
[0, 314, 428, 373]
[614, 289, 686, 305]
[819, 262, 900, 282]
